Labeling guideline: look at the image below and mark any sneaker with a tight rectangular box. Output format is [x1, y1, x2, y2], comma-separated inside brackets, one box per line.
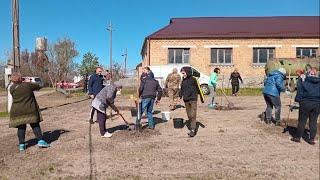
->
[19, 144, 26, 152]
[275, 121, 281, 126]
[291, 137, 301, 143]
[208, 103, 216, 109]
[265, 119, 271, 124]
[188, 130, 196, 137]
[37, 140, 50, 148]
[308, 139, 316, 145]
[89, 118, 94, 124]
[101, 131, 113, 138]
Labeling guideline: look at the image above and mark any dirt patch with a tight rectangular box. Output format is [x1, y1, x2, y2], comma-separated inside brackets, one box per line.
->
[214, 105, 246, 111]
[0, 95, 319, 179]
[112, 129, 161, 140]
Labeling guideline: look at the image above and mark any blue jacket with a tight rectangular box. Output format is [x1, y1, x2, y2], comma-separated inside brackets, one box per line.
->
[88, 73, 104, 96]
[295, 76, 320, 103]
[263, 70, 286, 97]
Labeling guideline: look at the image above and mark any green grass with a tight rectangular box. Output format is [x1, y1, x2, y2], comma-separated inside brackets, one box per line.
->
[121, 87, 137, 97]
[71, 91, 87, 97]
[40, 87, 55, 91]
[0, 111, 9, 117]
[215, 88, 263, 96]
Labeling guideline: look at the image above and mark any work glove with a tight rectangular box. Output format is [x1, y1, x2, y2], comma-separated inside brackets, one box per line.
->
[285, 90, 291, 96]
[289, 103, 299, 112]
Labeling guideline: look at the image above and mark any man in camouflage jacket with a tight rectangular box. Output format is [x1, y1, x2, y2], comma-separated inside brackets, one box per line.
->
[165, 68, 182, 110]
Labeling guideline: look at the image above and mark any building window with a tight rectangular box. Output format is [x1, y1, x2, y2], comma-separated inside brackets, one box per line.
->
[253, 48, 275, 64]
[168, 48, 189, 64]
[296, 47, 317, 58]
[211, 48, 232, 64]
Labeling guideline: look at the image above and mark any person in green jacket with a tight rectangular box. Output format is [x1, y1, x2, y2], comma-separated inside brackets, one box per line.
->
[9, 73, 50, 152]
[208, 68, 220, 108]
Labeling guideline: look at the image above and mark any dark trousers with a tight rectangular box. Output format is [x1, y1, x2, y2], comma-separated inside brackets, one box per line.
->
[263, 94, 281, 122]
[96, 108, 107, 136]
[90, 97, 96, 120]
[185, 100, 197, 130]
[90, 107, 96, 120]
[296, 101, 320, 140]
[231, 83, 240, 94]
[17, 123, 43, 144]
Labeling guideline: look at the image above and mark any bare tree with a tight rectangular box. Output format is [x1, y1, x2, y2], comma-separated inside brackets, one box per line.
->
[0, 59, 6, 88]
[54, 38, 78, 80]
[112, 62, 125, 81]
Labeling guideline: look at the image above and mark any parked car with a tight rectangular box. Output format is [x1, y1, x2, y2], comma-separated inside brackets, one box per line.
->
[148, 64, 211, 95]
[56, 81, 80, 89]
[22, 77, 44, 87]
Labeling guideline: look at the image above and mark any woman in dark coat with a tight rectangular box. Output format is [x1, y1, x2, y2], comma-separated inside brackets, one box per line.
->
[229, 68, 243, 96]
[9, 73, 50, 152]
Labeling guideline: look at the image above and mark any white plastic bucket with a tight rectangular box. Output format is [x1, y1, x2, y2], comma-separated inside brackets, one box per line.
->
[162, 111, 171, 121]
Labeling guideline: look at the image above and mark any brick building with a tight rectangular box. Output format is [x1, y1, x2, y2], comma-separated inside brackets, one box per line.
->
[140, 16, 320, 85]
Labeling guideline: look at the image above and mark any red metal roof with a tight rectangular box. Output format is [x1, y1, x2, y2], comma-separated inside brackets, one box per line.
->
[147, 16, 320, 39]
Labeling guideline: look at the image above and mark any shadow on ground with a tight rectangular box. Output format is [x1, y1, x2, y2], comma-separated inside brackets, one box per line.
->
[25, 129, 70, 148]
[282, 125, 312, 143]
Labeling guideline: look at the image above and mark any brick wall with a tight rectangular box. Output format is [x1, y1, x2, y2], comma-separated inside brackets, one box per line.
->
[142, 38, 319, 86]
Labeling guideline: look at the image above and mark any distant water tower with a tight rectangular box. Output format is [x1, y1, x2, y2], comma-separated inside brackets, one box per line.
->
[36, 37, 47, 52]
[35, 37, 48, 68]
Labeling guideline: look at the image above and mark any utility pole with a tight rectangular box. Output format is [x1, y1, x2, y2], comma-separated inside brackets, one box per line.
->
[107, 22, 113, 76]
[12, 0, 20, 72]
[122, 48, 127, 75]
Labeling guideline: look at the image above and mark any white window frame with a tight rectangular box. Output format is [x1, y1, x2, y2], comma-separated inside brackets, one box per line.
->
[253, 48, 275, 65]
[210, 48, 233, 65]
[168, 48, 190, 64]
[296, 47, 318, 58]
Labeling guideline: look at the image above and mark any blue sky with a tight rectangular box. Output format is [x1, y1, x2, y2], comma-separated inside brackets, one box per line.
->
[0, 0, 319, 70]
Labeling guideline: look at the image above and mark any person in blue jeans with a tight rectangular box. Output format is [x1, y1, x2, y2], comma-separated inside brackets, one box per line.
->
[262, 68, 287, 125]
[137, 69, 162, 130]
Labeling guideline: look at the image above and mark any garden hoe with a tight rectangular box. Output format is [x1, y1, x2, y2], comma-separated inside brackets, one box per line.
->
[220, 89, 235, 109]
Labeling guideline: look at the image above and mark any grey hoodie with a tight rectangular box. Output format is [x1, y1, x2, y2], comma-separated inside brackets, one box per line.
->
[92, 84, 117, 114]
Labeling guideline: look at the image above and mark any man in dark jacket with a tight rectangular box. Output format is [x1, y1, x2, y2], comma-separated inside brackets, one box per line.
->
[229, 68, 243, 96]
[262, 68, 287, 125]
[291, 75, 320, 145]
[88, 67, 104, 123]
[179, 67, 204, 137]
[137, 72, 162, 129]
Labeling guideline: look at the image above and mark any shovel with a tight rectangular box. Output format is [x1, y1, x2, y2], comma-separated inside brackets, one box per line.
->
[118, 113, 135, 131]
[220, 89, 235, 109]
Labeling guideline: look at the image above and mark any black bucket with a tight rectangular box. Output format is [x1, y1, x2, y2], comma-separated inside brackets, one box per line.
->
[173, 118, 184, 129]
[130, 108, 137, 117]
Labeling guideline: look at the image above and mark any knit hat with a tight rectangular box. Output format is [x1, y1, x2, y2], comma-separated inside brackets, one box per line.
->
[278, 68, 286, 75]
